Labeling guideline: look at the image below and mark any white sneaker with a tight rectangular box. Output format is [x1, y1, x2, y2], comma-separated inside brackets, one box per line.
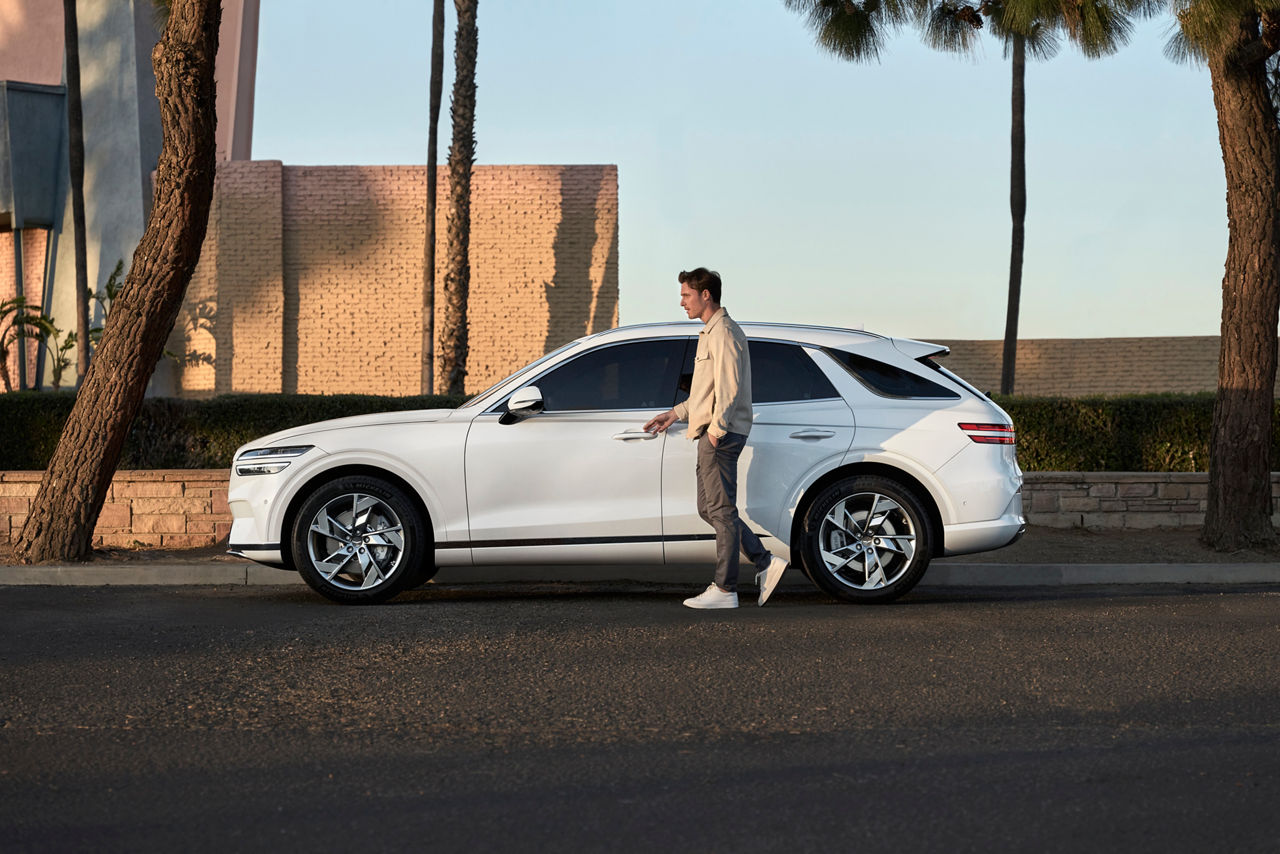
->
[756, 555, 789, 606]
[683, 584, 738, 609]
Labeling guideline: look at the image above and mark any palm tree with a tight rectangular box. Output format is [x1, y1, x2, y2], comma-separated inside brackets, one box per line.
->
[62, 0, 90, 381]
[423, 0, 446, 395]
[439, 0, 478, 396]
[16, 0, 221, 563]
[786, 0, 1136, 395]
[1162, 1, 1280, 549]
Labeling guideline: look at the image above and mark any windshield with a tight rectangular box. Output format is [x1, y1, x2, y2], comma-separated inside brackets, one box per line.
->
[460, 340, 582, 409]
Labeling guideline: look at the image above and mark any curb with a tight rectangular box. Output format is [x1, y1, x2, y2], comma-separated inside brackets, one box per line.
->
[0, 561, 1276, 587]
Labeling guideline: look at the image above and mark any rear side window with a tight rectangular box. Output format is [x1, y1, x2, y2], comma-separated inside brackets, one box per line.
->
[751, 341, 839, 403]
[826, 348, 960, 400]
[675, 340, 839, 405]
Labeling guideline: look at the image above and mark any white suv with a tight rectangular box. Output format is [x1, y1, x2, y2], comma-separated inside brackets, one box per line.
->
[228, 322, 1024, 604]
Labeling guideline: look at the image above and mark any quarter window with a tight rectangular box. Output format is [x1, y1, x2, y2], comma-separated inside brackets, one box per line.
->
[534, 339, 685, 412]
[826, 348, 960, 399]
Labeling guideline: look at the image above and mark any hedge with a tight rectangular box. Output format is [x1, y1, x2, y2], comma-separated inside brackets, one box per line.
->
[0, 391, 1274, 472]
[992, 394, 1223, 472]
[0, 392, 467, 471]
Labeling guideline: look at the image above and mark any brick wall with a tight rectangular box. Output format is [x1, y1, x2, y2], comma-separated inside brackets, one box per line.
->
[934, 337, 1238, 397]
[160, 161, 619, 397]
[5, 470, 1270, 550]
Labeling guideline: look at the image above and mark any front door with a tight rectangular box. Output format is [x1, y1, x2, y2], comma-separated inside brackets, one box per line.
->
[464, 338, 688, 566]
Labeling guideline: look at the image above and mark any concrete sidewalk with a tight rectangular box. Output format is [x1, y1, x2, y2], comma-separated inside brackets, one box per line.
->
[0, 558, 1276, 587]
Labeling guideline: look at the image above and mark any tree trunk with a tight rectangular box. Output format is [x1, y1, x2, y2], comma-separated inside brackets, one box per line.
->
[14, 0, 221, 563]
[63, 0, 90, 382]
[422, 0, 445, 395]
[1000, 34, 1026, 396]
[440, 0, 477, 396]
[1202, 16, 1280, 550]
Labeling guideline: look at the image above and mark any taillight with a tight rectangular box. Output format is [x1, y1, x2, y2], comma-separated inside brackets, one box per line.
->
[958, 423, 1015, 444]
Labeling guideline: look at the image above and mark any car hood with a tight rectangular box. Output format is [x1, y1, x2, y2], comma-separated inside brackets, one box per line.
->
[243, 408, 461, 450]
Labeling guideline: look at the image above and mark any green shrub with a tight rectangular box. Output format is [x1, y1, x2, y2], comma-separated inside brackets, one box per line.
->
[0, 392, 466, 470]
[0, 391, 1273, 473]
[994, 394, 1220, 472]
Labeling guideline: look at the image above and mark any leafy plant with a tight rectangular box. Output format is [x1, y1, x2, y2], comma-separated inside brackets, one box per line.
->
[0, 297, 52, 393]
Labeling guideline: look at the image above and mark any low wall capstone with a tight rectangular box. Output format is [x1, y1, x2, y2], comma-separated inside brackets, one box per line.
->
[3, 470, 1276, 547]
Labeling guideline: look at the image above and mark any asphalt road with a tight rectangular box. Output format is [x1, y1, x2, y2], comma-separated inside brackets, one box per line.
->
[2, 582, 1278, 853]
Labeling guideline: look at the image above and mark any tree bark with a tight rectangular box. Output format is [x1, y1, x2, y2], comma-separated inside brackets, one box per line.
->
[422, 0, 445, 395]
[1000, 34, 1026, 396]
[440, 0, 477, 396]
[14, 0, 220, 563]
[1202, 15, 1280, 550]
[63, 0, 90, 382]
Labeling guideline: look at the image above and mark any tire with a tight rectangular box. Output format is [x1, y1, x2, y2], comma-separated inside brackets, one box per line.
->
[799, 475, 934, 604]
[290, 475, 430, 605]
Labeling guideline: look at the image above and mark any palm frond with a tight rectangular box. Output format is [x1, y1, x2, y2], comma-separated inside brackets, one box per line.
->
[1163, 23, 1207, 64]
[999, 20, 1063, 59]
[1169, 0, 1256, 55]
[785, 0, 907, 61]
[922, 3, 986, 55]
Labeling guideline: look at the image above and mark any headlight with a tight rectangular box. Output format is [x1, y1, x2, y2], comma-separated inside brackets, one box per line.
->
[235, 445, 313, 476]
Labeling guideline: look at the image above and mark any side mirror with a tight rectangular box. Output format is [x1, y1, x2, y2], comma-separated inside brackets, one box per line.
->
[499, 386, 544, 425]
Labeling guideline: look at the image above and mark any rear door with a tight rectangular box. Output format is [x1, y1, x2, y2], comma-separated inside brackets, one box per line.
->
[661, 339, 855, 564]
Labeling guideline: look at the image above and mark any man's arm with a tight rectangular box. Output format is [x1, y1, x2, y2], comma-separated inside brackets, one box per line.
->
[707, 328, 746, 439]
[644, 407, 680, 434]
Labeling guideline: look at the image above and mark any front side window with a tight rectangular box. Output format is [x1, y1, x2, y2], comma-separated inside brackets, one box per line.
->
[534, 339, 686, 412]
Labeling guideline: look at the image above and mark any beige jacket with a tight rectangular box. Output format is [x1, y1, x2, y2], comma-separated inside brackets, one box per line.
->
[671, 308, 753, 440]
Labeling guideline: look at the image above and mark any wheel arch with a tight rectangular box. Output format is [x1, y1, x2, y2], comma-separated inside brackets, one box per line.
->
[790, 461, 946, 560]
[280, 464, 435, 571]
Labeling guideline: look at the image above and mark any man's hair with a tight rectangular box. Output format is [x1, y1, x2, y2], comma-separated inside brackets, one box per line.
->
[679, 267, 722, 304]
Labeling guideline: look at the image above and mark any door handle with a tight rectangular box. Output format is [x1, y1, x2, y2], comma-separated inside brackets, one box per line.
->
[789, 429, 836, 440]
[613, 430, 658, 441]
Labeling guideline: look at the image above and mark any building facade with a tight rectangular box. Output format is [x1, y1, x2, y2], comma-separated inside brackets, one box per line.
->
[155, 161, 619, 397]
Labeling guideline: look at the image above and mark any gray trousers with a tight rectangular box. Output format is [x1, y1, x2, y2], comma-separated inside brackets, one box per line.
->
[696, 431, 772, 591]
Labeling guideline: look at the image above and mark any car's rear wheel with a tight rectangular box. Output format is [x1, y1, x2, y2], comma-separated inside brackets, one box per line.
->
[799, 475, 933, 604]
[291, 475, 429, 604]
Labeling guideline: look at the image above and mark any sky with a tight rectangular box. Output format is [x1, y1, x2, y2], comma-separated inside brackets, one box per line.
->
[252, 0, 1225, 342]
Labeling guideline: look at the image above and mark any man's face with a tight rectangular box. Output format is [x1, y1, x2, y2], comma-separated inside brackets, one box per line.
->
[680, 283, 709, 320]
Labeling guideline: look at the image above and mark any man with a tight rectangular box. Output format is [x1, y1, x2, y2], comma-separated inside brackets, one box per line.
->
[643, 268, 789, 609]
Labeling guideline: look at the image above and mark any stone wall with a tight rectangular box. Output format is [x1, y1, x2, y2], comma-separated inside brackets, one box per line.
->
[6, 470, 1270, 550]
[1023, 472, 1280, 530]
[1, 470, 231, 548]
[157, 161, 619, 397]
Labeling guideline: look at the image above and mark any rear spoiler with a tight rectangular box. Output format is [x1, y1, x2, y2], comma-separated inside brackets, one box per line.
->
[891, 338, 950, 360]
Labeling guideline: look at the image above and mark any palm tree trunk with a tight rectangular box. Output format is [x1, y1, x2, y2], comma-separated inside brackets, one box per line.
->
[1202, 16, 1280, 550]
[63, 0, 90, 383]
[422, 0, 445, 395]
[15, 0, 221, 563]
[1000, 34, 1026, 396]
[440, 0, 477, 396]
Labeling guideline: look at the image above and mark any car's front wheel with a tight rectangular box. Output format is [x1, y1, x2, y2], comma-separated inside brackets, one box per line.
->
[799, 475, 934, 604]
[290, 475, 429, 605]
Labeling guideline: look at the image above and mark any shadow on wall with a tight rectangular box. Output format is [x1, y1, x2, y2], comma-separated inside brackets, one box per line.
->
[544, 165, 618, 353]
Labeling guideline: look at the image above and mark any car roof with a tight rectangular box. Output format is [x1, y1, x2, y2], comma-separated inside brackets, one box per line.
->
[579, 321, 941, 356]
